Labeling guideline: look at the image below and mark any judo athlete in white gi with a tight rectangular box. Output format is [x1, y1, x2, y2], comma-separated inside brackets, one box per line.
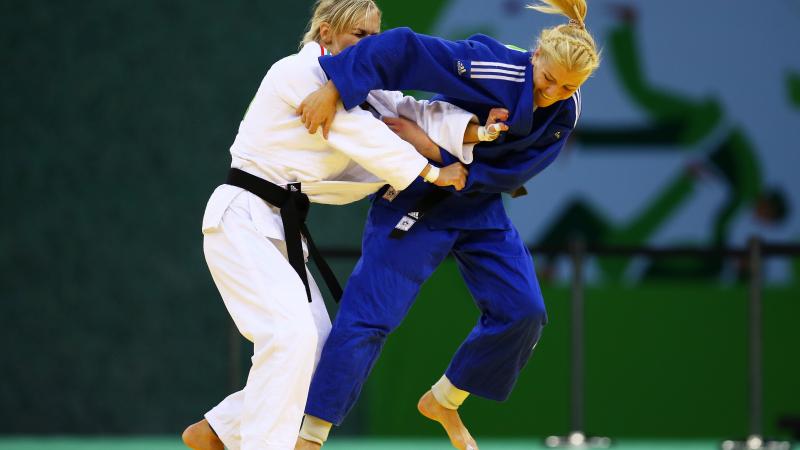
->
[180, 1, 512, 449]
[294, 1, 602, 450]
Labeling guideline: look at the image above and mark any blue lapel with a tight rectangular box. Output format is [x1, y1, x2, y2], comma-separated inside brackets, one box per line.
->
[507, 52, 534, 137]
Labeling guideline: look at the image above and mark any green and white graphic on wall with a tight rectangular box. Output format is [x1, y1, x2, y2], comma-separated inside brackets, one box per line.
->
[420, 0, 800, 283]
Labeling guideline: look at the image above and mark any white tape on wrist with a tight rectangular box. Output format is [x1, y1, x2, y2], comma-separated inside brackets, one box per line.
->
[423, 165, 440, 183]
[477, 126, 489, 141]
[477, 123, 502, 141]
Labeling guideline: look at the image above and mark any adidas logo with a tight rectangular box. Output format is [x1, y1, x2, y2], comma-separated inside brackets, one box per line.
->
[457, 61, 466, 76]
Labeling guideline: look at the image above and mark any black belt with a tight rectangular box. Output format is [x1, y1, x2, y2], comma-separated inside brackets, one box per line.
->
[389, 187, 451, 239]
[225, 168, 342, 303]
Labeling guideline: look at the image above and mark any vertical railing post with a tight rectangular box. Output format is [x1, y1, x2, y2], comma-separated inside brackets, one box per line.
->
[748, 237, 764, 436]
[546, 239, 609, 448]
[748, 236, 764, 441]
[570, 238, 585, 437]
[722, 237, 789, 449]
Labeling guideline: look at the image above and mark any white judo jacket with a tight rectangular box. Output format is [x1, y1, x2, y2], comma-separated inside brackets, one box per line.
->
[202, 41, 477, 241]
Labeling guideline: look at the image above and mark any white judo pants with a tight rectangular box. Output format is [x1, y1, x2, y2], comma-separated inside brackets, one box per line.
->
[202, 191, 331, 450]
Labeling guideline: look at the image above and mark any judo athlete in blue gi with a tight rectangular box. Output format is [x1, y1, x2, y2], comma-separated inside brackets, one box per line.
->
[295, 2, 601, 449]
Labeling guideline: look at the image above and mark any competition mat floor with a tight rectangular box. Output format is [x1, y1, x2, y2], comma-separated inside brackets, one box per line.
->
[0, 438, 744, 450]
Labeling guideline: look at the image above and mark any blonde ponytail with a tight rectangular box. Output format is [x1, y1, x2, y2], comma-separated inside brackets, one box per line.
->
[527, 0, 600, 76]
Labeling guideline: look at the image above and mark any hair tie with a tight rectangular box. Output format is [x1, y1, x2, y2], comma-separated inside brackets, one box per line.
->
[568, 18, 585, 30]
[569, 4, 585, 30]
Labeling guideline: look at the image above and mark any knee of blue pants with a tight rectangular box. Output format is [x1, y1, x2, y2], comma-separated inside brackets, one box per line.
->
[513, 298, 548, 331]
[444, 295, 547, 399]
[327, 314, 391, 347]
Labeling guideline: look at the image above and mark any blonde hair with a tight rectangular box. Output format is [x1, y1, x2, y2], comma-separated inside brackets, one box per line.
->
[300, 0, 381, 49]
[527, 0, 600, 77]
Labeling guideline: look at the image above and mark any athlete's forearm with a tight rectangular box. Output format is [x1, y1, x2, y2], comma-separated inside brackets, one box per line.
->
[463, 123, 480, 144]
[415, 141, 444, 163]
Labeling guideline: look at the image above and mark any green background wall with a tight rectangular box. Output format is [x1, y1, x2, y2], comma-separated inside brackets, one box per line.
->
[1, 0, 797, 441]
[1, 0, 314, 434]
[362, 265, 799, 439]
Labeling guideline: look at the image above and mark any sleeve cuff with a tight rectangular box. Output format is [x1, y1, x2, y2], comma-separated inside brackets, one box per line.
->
[439, 147, 458, 166]
[430, 111, 477, 164]
[318, 56, 366, 110]
[391, 158, 428, 191]
[460, 142, 477, 164]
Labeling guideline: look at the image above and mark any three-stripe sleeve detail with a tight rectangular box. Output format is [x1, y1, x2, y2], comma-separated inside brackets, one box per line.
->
[469, 61, 527, 83]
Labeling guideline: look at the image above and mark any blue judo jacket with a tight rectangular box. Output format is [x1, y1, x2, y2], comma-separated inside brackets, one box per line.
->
[319, 27, 581, 230]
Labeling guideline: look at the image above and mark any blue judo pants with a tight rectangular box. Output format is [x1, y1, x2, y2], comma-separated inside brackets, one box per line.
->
[305, 202, 547, 425]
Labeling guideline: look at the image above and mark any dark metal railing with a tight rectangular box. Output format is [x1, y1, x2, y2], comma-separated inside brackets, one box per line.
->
[319, 241, 800, 259]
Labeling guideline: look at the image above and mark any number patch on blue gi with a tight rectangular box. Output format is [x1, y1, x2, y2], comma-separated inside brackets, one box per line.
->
[395, 215, 417, 232]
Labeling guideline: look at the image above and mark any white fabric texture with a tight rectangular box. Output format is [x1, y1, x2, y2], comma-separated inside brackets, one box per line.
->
[203, 191, 331, 450]
[209, 42, 478, 240]
[366, 90, 478, 164]
[199, 41, 477, 450]
[229, 42, 429, 206]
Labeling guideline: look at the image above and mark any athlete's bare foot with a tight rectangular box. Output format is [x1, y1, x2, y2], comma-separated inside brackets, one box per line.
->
[181, 419, 224, 450]
[294, 437, 322, 450]
[417, 390, 478, 450]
